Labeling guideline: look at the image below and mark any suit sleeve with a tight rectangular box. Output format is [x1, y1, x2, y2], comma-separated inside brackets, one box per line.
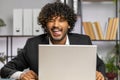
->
[0, 40, 30, 78]
[96, 56, 106, 77]
[86, 35, 106, 77]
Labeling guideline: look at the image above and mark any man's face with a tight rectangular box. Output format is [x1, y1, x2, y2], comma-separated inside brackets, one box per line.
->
[46, 16, 70, 42]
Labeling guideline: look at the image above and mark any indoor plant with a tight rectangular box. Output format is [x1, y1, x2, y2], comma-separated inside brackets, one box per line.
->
[0, 18, 6, 64]
[0, 52, 6, 70]
[105, 55, 118, 80]
[0, 52, 6, 64]
[105, 43, 120, 80]
[0, 18, 6, 27]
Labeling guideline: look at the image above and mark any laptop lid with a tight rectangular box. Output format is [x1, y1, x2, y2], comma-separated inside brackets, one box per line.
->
[38, 45, 97, 80]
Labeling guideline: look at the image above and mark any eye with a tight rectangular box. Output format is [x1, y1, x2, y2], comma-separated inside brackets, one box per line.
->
[48, 19, 54, 22]
[59, 19, 66, 22]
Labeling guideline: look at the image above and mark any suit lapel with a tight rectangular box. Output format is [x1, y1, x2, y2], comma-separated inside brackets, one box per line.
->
[68, 33, 77, 44]
[40, 34, 49, 44]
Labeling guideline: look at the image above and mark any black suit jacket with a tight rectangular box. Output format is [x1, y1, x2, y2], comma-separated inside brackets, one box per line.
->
[0, 33, 105, 78]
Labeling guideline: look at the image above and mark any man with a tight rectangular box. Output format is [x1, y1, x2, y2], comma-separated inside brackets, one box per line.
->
[0, 2, 105, 80]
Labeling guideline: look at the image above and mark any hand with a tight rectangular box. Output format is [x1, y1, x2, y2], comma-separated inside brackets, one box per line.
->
[20, 70, 38, 80]
[96, 71, 105, 80]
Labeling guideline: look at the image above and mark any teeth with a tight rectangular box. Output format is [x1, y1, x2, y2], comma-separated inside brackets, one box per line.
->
[53, 29, 59, 32]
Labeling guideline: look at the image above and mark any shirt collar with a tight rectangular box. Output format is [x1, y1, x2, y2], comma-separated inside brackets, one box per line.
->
[49, 35, 70, 45]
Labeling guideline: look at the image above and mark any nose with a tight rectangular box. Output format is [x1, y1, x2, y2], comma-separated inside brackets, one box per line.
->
[54, 20, 59, 27]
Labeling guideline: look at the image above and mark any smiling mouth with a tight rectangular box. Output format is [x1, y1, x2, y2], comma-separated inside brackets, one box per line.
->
[52, 28, 62, 37]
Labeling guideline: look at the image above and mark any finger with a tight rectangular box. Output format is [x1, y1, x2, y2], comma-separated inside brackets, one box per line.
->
[96, 71, 99, 80]
[96, 71, 104, 80]
[25, 70, 38, 79]
[22, 76, 29, 80]
[29, 70, 38, 79]
[22, 73, 33, 80]
[26, 73, 35, 79]
[29, 70, 38, 78]
[97, 76, 101, 80]
[101, 75, 105, 80]
[30, 79, 36, 80]
[20, 73, 28, 80]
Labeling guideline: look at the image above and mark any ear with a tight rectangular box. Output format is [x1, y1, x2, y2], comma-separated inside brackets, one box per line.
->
[68, 26, 70, 29]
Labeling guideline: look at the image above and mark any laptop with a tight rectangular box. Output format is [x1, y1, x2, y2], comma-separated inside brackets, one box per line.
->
[38, 45, 97, 80]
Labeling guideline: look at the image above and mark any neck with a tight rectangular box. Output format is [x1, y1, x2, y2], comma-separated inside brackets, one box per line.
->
[51, 36, 67, 45]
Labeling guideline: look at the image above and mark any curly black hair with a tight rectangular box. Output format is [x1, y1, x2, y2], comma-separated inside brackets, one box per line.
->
[38, 2, 77, 33]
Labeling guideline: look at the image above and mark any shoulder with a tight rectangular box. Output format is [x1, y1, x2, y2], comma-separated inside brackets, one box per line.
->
[28, 34, 47, 40]
[68, 33, 92, 45]
[26, 34, 48, 44]
[68, 33, 90, 39]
